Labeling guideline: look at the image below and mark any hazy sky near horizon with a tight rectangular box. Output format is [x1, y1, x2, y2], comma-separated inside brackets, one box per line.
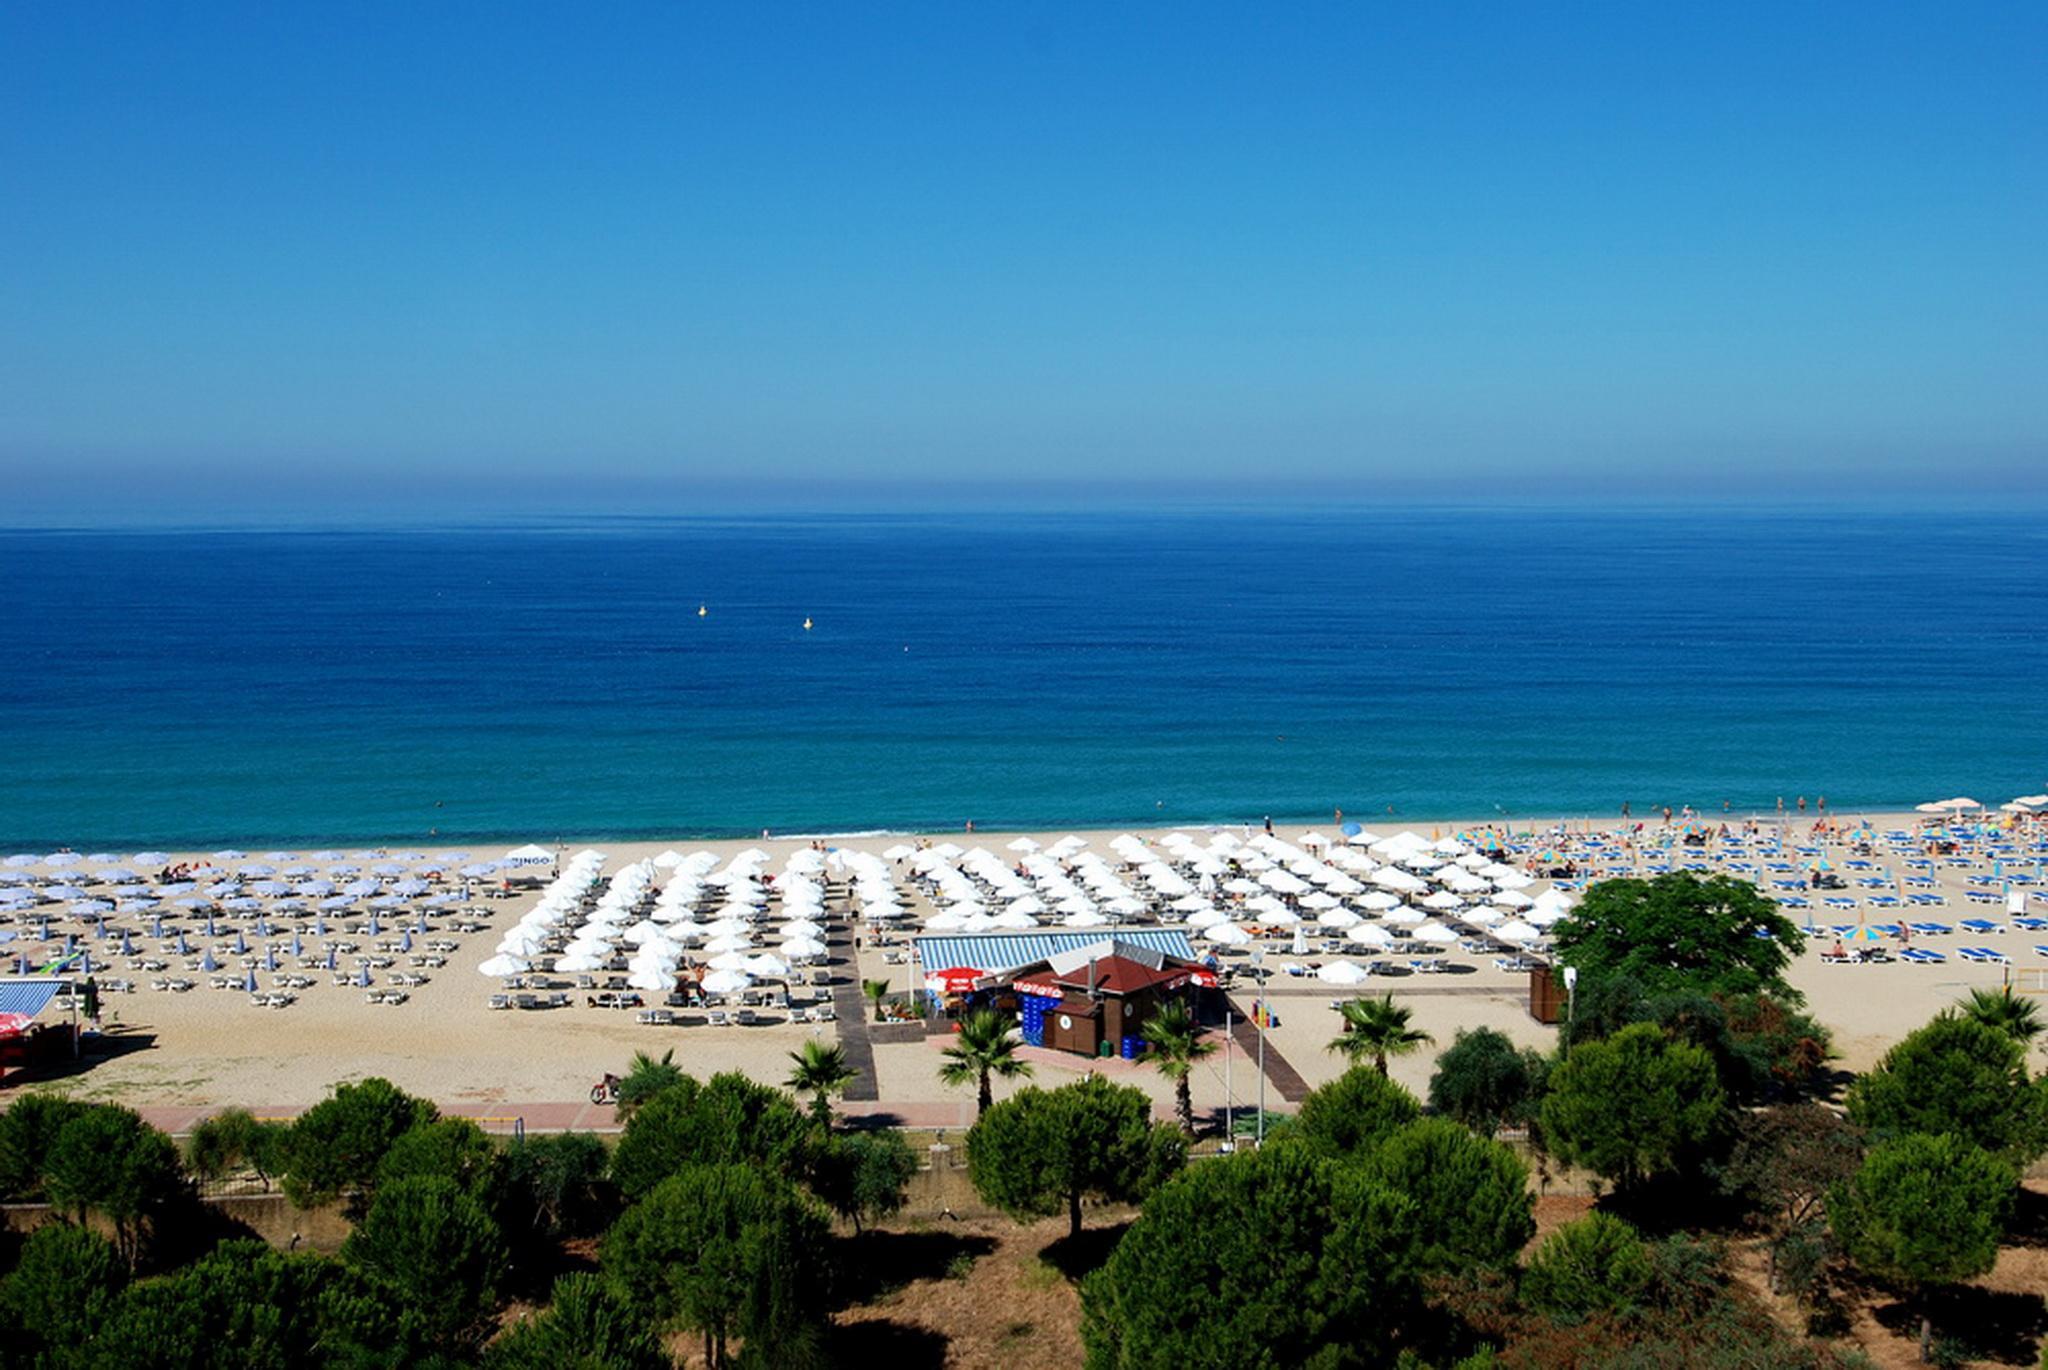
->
[3, 4, 2045, 517]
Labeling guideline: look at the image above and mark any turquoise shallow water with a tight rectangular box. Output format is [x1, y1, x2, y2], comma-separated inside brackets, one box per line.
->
[2, 509, 2044, 847]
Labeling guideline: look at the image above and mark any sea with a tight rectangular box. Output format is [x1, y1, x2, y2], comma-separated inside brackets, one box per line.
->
[3, 508, 2045, 848]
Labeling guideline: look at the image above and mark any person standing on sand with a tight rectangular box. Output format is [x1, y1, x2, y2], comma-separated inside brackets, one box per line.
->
[1622, 801, 1630, 819]
[1264, 816, 1273, 835]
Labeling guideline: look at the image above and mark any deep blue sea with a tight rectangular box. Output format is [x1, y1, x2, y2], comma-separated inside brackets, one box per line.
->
[3, 509, 2044, 848]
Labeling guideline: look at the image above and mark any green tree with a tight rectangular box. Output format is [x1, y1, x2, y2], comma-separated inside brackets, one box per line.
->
[0, 1092, 88, 1200]
[375, 1117, 505, 1205]
[1520, 1213, 1654, 1323]
[814, 1128, 919, 1234]
[610, 1071, 819, 1200]
[968, 1076, 1184, 1239]
[1427, 1028, 1544, 1135]
[342, 1175, 509, 1353]
[1960, 985, 2045, 1047]
[186, 1107, 288, 1187]
[42, 1104, 185, 1268]
[938, 1008, 1035, 1117]
[784, 1039, 857, 1126]
[615, 1048, 688, 1118]
[1845, 1011, 2048, 1168]
[87, 1238, 413, 1370]
[485, 1272, 669, 1370]
[502, 1131, 613, 1240]
[1364, 1118, 1533, 1274]
[602, 1163, 832, 1369]
[280, 1077, 437, 1208]
[862, 978, 891, 1023]
[1552, 873, 1804, 999]
[1831, 1133, 2014, 1362]
[1328, 994, 1432, 1076]
[1140, 1000, 1216, 1135]
[0, 1223, 128, 1360]
[1720, 1103, 1865, 1295]
[1541, 1023, 1726, 1193]
[1080, 1142, 1419, 1368]
[1290, 1065, 1421, 1161]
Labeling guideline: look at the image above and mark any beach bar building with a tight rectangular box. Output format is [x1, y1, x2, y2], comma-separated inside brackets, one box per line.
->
[1005, 941, 1212, 1059]
[0, 978, 78, 1083]
[909, 930, 1214, 1059]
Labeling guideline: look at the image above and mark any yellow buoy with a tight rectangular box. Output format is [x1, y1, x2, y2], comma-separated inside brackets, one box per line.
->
[802, 617, 813, 631]
[697, 604, 707, 617]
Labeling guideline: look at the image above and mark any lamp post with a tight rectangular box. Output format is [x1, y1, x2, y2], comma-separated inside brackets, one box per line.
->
[1251, 949, 1268, 1146]
[1562, 964, 1578, 1055]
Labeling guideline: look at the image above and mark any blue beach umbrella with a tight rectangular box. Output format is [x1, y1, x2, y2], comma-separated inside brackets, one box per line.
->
[200, 948, 218, 972]
[355, 963, 371, 988]
[243, 967, 258, 993]
[120, 929, 134, 956]
[325, 946, 338, 971]
[233, 931, 249, 955]
[264, 945, 278, 971]
[400, 930, 413, 952]
[365, 913, 380, 936]
[290, 931, 303, 957]
[175, 931, 190, 955]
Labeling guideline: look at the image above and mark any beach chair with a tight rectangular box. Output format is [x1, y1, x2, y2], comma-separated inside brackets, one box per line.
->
[1959, 918, 2000, 934]
[1868, 895, 1900, 909]
[2013, 917, 2048, 932]
[1974, 947, 2009, 964]
[2034, 945, 2048, 959]
[706, 1009, 730, 1027]
[1957, 947, 1989, 963]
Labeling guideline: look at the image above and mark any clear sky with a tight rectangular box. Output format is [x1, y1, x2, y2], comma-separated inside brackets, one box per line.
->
[3, 4, 2044, 518]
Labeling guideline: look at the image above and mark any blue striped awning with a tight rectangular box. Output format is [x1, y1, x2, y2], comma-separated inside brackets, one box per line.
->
[912, 929, 1199, 976]
[0, 979, 64, 1019]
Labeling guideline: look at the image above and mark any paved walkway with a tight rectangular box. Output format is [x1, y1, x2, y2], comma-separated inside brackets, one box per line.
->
[1222, 996, 1312, 1103]
[827, 921, 881, 1101]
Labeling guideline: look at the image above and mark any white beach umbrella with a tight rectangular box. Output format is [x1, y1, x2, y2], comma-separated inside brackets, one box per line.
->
[701, 968, 753, 995]
[1496, 920, 1542, 944]
[1201, 921, 1253, 945]
[1316, 908, 1363, 929]
[478, 954, 528, 977]
[782, 936, 828, 961]
[1316, 960, 1371, 985]
[743, 953, 791, 979]
[1348, 925, 1396, 949]
[1410, 921, 1457, 945]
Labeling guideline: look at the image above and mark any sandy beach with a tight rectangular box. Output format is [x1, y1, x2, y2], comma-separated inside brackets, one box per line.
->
[7, 809, 2043, 1132]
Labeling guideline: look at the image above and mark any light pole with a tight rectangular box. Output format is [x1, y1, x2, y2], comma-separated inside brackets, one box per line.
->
[1222, 1008, 1234, 1151]
[1251, 949, 1268, 1146]
[1562, 965, 1578, 1055]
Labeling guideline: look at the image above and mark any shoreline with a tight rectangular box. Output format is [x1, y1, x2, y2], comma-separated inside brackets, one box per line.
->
[1, 801, 1937, 856]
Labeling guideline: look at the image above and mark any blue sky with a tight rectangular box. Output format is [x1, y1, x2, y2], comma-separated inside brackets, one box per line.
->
[3, 4, 2044, 517]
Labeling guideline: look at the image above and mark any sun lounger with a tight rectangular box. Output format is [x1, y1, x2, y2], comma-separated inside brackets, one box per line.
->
[1900, 948, 1946, 964]
[1959, 919, 2001, 934]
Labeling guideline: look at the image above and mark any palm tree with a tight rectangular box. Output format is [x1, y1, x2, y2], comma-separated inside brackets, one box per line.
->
[785, 1039, 857, 1126]
[1328, 994, 1432, 1076]
[1960, 986, 2044, 1046]
[616, 1048, 687, 1117]
[938, 1009, 1034, 1116]
[1141, 999, 1216, 1135]
[862, 978, 892, 1023]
